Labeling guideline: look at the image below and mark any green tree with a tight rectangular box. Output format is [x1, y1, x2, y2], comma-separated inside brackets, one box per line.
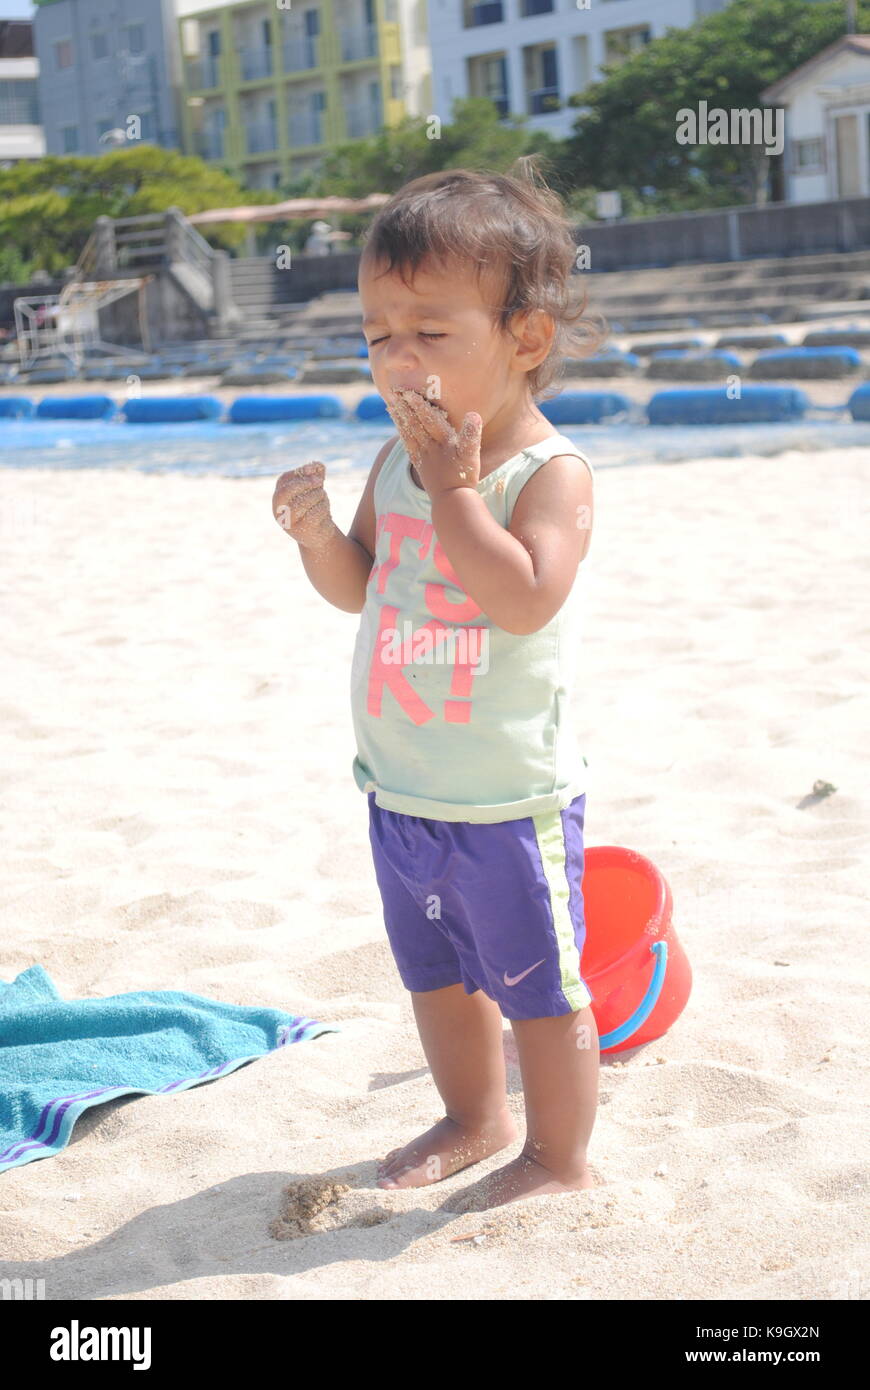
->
[0, 145, 267, 277]
[550, 0, 870, 212]
[301, 97, 575, 247]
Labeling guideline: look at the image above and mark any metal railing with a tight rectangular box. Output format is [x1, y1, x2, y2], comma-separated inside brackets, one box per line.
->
[196, 133, 225, 160]
[70, 208, 240, 333]
[339, 23, 378, 62]
[282, 34, 319, 72]
[239, 45, 273, 82]
[75, 209, 212, 277]
[167, 209, 216, 282]
[186, 55, 221, 90]
[244, 120, 278, 153]
[345, 101, 380, 138]
[288, 109, 323, 146]
[528, 86, 560, 114]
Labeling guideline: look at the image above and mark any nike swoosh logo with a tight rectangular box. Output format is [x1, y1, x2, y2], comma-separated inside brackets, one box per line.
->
[503, 959, 546, 987]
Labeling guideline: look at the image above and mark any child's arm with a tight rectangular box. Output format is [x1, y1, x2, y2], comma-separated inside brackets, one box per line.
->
[387, 387, 592, 636]
[431, 454, 594, 636]
[272, 436, 397, 614]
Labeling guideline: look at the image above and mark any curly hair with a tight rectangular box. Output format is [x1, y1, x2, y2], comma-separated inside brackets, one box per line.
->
[358, 154, 608, 401]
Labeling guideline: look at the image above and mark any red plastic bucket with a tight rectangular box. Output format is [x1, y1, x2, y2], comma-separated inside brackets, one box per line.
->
[579, 846, 691, 1054]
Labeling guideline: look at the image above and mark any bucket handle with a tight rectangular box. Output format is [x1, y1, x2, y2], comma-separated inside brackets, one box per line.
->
[598, 940, 668, 1051]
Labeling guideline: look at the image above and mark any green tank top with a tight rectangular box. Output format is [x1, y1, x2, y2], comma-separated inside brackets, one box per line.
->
[350, 430, 594, 822]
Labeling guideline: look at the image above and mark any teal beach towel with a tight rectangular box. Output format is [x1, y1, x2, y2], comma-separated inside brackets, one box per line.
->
[0, 965, 340, 1174]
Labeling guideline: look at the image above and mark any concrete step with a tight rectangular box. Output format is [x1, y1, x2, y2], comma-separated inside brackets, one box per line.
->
[591, 278, 869, 313]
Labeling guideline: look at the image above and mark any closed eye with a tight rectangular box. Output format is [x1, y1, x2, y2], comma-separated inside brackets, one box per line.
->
[367, 332, 446, 346]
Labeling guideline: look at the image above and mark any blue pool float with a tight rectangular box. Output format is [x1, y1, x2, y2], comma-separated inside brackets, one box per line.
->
[122, 396, 224, 422]
[647, 385, 809, 425]
[36, 395, 117, 420]
[227, 395, 344, 423]
[749, 346, 862, 378]
[0, 397, 35, 418]
[541, 392, 632, 424]
[846, 382, 870, 420]
[355, 393, 390, 421]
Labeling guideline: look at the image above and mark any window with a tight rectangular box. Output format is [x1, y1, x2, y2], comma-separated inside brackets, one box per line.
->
[463, 1, 503, 26]
[603, 26, 651, 63]
[54, 39, 73, 70]
[90, 31, 109, 61]
[390, 65, 401, 100]
[61, 124, 79, 152]
[125, 23, 145, 56]
[0, 79, 39, 124]
[793, 137, 824, 173]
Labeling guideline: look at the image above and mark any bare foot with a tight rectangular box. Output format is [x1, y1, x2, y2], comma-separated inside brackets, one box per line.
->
[376, 1109, 518, 1190]
[442, 1151, 606, 1213]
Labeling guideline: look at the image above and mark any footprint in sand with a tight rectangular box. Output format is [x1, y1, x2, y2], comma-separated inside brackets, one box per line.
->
[269, 1176, 392, 1240]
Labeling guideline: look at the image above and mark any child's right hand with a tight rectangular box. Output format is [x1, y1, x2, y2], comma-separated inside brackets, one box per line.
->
[272, 463, 335, 549]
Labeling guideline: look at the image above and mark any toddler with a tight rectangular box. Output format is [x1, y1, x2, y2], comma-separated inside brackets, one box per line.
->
[272, 158, 607, 1210]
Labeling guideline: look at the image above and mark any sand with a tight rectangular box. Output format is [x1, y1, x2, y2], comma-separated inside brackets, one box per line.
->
[0, 440, 867, 1301]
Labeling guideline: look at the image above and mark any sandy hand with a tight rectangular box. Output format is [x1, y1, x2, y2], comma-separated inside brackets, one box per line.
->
[272, 462, 335, 550]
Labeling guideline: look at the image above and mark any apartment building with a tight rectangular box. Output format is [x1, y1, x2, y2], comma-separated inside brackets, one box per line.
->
[429, 0, 734, 140]
[32, 0, 183, 156]
[177, 0, 431, 188]
[0, 19, 45, 166]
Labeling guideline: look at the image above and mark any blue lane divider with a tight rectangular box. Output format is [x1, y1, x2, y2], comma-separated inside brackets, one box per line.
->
[227, 394, 344, 422]
[3, 384, 864, 427]
[355, 393, 390, 421]
[749, 346, 862, 378]
[540, 391, 632, 424]
[803, 328, 870, 347]
[649, 349, 742, 365]
[0, 397, 35, 418]
[35, 395, 117, 420]
[846, 382, 870, 420]
[647, 385, 809, 425]
[122, 396, 224, 422]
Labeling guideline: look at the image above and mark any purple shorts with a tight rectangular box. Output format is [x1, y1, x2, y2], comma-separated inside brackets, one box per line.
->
[367, 791, 594, 1021]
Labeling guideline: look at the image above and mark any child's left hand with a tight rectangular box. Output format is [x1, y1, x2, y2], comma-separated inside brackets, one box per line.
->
[386, 387, 483, 500]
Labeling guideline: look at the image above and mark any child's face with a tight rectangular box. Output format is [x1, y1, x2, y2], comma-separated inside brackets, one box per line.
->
[359, 253, 538, 434]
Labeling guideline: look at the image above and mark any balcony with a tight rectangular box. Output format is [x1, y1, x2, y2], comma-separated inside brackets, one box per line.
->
[465, 2, 503, 25]
[345, 100, 381, 138]
[196, 132, 225, 160]
[528, 86, 560, 115]
[239, 45, 273, 82]
[339, 23, 378, 62]
[283, 34, 319, 73]
[288, 109, 323, 146]
[186, 56, 221, 91]
[244, 120, 278, 153]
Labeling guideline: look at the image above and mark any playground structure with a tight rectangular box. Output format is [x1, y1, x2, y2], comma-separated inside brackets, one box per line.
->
[13, 276, 154, 372]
